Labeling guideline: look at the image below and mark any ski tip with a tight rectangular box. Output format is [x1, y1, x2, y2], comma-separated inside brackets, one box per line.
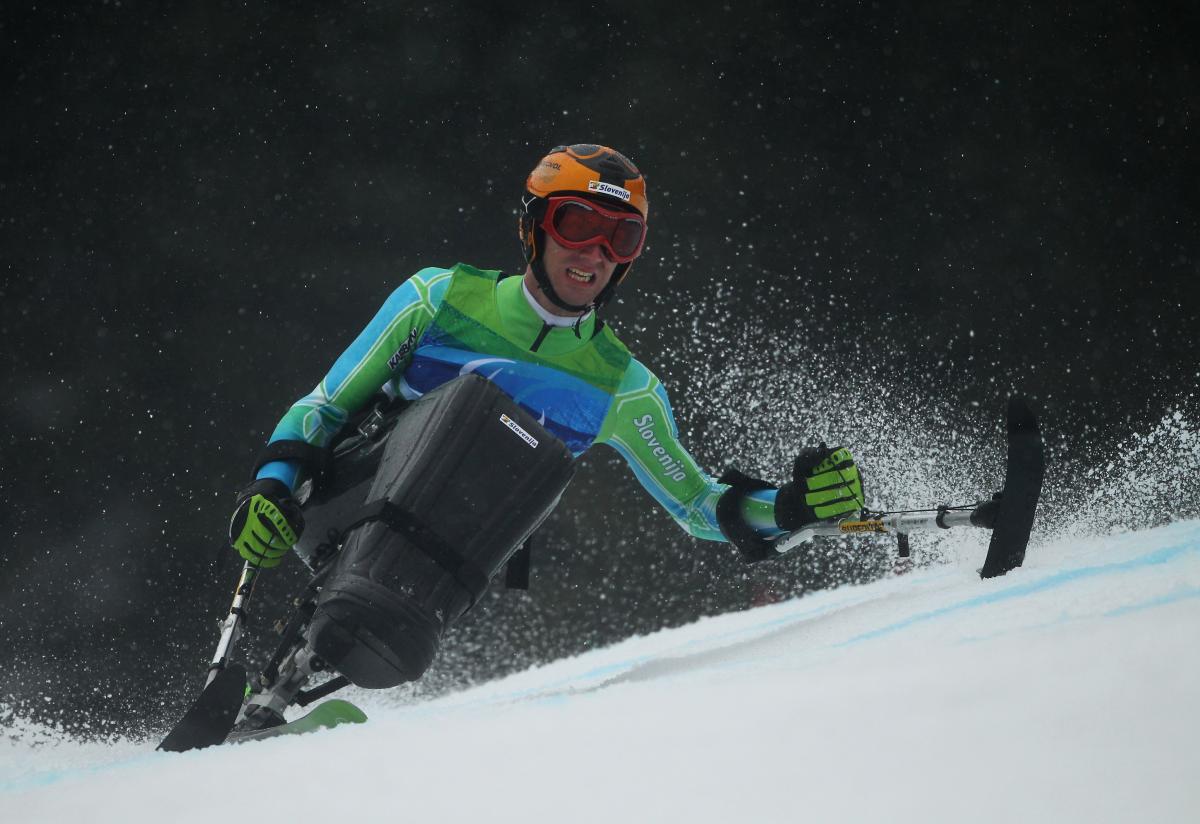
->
[323, 699, 368, 722]
[1005, 395, 1039, 437]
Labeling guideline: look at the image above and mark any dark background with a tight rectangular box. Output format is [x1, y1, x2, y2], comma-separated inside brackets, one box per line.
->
[3, 1, 1197, 736]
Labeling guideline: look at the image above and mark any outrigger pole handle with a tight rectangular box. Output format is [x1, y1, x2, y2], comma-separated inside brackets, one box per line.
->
[205, 560, 260, 687]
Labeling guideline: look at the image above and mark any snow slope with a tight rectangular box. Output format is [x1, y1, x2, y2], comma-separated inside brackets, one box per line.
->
[4, 520, 1199, 823]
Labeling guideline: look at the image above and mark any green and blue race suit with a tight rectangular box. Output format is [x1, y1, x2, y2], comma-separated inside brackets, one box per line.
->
[258, 264, 781, 543]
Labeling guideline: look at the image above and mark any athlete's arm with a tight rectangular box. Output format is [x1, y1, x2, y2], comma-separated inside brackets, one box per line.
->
[256, 267, 454, 490]
[595, 359, 781, 543]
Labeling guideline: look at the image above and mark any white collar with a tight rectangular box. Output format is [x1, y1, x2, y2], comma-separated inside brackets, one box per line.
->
[521, 280, 593, 328]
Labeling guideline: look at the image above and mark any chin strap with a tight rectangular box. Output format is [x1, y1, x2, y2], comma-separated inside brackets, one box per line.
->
[531, 254, 594, 315]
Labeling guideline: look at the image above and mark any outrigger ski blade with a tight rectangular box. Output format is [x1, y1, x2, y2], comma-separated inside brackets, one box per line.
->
[979, 395, 1045, 579]
[225, 699, 367, 745]
[157, 663, 248, 753]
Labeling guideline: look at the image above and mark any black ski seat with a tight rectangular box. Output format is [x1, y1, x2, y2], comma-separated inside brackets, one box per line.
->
[304, 374, 576, 688]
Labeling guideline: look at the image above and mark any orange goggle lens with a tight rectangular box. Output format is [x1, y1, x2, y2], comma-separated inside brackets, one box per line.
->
[541, 197, 646, 263]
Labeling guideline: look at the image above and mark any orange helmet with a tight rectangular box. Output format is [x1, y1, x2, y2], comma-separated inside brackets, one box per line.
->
[519, 144, 648, 311]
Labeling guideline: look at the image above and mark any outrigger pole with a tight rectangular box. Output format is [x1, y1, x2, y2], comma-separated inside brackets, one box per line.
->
[772, 396, 1045, 579]
[158, 561, 259, 752]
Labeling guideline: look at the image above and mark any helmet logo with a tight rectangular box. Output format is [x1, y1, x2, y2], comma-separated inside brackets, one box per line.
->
[587, 180, 631, 202]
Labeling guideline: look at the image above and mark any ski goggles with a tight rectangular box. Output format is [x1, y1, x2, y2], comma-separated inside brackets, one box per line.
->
[540, 196, 647, 263]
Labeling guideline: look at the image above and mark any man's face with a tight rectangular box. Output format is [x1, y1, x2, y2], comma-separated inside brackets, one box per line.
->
[533, 231, 619, 314]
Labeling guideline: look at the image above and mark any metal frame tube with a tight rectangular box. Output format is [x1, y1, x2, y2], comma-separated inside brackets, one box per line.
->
[772, 508, 981, 556]
[206, 561, 258, 686]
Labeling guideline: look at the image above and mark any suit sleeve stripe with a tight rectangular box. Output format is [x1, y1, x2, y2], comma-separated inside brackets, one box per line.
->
[257, 269, 449, 486]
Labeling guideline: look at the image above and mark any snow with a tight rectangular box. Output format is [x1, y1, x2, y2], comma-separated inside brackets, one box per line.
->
[4, 520, 1199, 823]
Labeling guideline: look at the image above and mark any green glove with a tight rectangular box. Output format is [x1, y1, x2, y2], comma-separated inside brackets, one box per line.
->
[774, 444, 865, 530]
[228, 479, 304, 568]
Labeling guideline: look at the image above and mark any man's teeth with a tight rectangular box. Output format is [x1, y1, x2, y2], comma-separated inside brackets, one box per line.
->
[566, 267, 595, 283]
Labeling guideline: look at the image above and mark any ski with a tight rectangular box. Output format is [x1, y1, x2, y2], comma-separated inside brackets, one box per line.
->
[771, 395, 1045, 579]
[225, 699, 367, 745]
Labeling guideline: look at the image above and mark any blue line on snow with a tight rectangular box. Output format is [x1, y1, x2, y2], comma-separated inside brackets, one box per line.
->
[1103, 586, 1200, 618]
[837, 535, 1200, 647]
[447, 583, 909, 708]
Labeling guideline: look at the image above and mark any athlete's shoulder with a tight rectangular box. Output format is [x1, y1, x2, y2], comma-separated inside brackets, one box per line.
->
[383, 266, 455, 315]
[405, 265, 456, 295]
[617, 356, 659, 393]
[410, 265, 456, 285]
[451, 262, 504, 282]
[620, 352, 688, 392]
